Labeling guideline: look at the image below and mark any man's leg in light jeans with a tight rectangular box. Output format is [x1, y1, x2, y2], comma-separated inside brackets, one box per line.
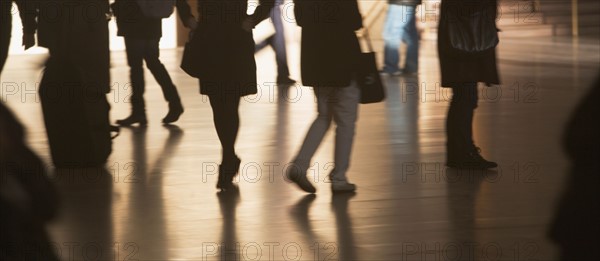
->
[330, 82, 360, 182]
[402, 6, 419, 73]
[293, 87, 335, 172]
[383, 5, 417, 74]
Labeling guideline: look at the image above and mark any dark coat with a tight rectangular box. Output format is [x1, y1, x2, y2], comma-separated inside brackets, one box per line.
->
[295, 0, 363, 88]
[438, 0, 500, 87]
[37, 0, 111, 93]
[112, 0, 162, 39]
[178, 0, 274, 97]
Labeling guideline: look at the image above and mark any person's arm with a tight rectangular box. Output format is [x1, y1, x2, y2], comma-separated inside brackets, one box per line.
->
[176, 0, 197, 29]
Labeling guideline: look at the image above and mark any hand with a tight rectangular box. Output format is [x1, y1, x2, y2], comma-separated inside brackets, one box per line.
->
[22, 33, 35, 50]
[241, 18, 254, 32]
[186, 17, 198, 30]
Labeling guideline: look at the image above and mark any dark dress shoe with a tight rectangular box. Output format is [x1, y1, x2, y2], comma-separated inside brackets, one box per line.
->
[216, 157, 241, 191]
[116, 114, 147, 126]
[162, 102, 184, 124]
[446, 147, 497, 169]
[286, 165, 316, 193]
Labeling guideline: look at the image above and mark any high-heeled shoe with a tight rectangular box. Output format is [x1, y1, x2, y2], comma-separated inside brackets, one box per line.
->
[162, 102, 184, 124]
[116, 114, 147, 126]
[216, 157, 241, 190]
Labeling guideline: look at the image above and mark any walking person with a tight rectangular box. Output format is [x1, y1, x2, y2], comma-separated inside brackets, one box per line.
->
[178, 0, 274, 190]
[112, 0, 194, 125]
[254, 0, 296, 84]
[438, 0, 499, 168]
[381, 0, 421, 76]
[286, 0, 363, 193]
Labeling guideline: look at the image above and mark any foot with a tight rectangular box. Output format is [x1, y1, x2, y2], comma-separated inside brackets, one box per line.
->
[286, 164, 316, 193]
[216, 157, 241, 191]
[116, 114, 147, 126]
[401, 70, 418, 77]
[379, 69, 402, 76]
[277, 76, 296, 85]
[331, 180, 357, 193]
[162, 102, 184, 124]
[446, 147, 497, 169]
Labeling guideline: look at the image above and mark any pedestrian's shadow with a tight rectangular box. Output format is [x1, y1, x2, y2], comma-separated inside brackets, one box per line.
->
[217, 188, 241, 260]
[331, 192, 358, 260]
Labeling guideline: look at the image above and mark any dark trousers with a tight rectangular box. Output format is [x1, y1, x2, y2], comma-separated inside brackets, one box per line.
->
[0, 16, 11, 74]
[208, 95, 241, 164]
[124, 37, 180, 115]
[446, 82, 478, 160]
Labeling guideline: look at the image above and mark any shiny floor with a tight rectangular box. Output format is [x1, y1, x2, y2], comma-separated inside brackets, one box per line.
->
[2, 35, 599, 260]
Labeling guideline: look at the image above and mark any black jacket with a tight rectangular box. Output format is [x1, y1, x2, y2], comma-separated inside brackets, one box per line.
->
[295, 0, 363, 87]
[177, 0, 274, 96]
[437, 0, 500, 87]
[112, 0, 191, 39]
[388, 0, 422, 6]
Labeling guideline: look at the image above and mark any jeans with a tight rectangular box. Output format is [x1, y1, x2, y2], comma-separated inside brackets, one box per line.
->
[255, 1, 290, 78]
[124, 37, 180, 115]
[293, 82, 360, 182]
[382, 4, 419, 74]
[446, 82, 479, 160]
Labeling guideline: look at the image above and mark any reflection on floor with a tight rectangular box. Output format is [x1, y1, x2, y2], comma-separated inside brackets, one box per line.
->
[1, 35, 599, 260]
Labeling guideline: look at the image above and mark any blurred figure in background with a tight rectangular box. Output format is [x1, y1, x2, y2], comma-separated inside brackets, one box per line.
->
[550, 75, 600, 261]
[0, 0, 36, 75]
[0, 102, 59, 260]
[254, 0, 296, 84]
[286, 0, 363, 193]
[381, 0, 421, 76]
[112, 0, 196, 125]
[37, 0, 114, 168]
[438, 0, 499, 169]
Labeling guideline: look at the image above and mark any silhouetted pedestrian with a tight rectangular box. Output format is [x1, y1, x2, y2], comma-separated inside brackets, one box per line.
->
[255, 0, 296, 84]
[438, 0, 499, 169]
[37, 0, 114, 167]
[1, 102, 59, 260]
[286, 0, 363, 193]
[112, 0, 195, 125]
[550, 74, 600, 260]
[381, 0, 421, 76]
[178, 0, 274, 190]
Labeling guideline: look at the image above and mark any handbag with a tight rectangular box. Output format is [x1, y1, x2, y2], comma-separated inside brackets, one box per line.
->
[445, 3, 499, 54]
[181, 30, 201, 78]
[357, 27, 385, 104]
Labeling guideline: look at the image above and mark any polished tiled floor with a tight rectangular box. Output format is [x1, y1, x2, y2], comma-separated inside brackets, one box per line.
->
[1, 34, 599, 260]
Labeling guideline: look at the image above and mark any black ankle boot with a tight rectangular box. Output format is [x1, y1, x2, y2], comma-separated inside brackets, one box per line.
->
[162, 102, 184, 124]
[446, 147, 497, 169]
[116, 114, 147, 126]
[216, 157, 241, 190]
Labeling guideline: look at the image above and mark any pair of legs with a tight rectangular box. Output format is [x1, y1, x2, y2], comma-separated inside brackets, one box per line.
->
[254, 2, 294, 83]
[446, 83, 497, 168]
[291, 82, 360, 191]
[208, 94, 241, 190]
[382, 4, 419, 74]
[119, 37, 183, 124]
